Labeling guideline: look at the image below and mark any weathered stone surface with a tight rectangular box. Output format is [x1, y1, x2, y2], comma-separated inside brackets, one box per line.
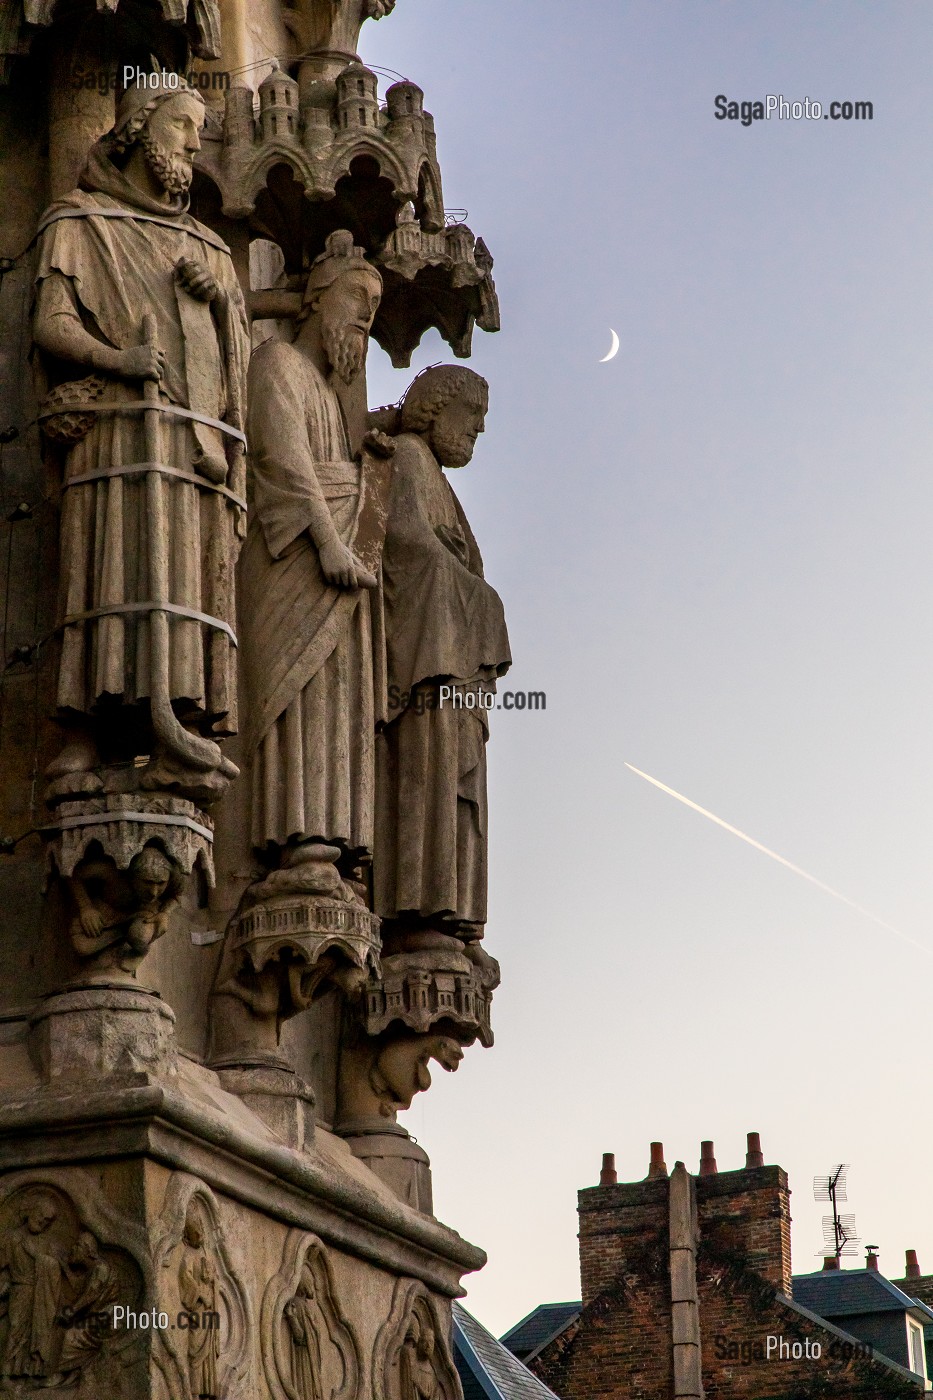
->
[27, 986, 177, 1081]
[0, 0, 507, 1386]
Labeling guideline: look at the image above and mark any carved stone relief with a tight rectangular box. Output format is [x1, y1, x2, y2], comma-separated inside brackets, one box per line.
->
[0, 1170, 149, 1394]
[151, 1175, 252, 1400]
[260, 1230, 361, 1400]
[372, 1280, 459, 1400]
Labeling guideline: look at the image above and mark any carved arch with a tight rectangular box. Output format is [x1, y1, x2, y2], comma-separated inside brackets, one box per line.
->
[371, 1278, 460, 1400]
[151, 1173, 253, 1400]
[261, 1229, 362, 1400]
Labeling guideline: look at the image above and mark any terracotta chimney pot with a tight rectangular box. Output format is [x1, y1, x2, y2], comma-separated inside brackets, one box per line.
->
[865, 1247, 879, 1272]
[699, 1140, 718, 1176]
[906, 1249, 921, 1280]
[745, 1132, 764, 1168]
[648, 1142, 668, 1179]
[599, 1152, 617, 1186]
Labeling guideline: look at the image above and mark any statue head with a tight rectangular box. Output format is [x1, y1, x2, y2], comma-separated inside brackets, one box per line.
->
[23, 1196, 57, 1235]
[72, 1231, 99, 1266]
[129, 845, 176, 907]
[400, 366, 489, 468]
[299, 230, 383, 385]
[111, 73, 205, 197]
[183, 1202, 205, 1248]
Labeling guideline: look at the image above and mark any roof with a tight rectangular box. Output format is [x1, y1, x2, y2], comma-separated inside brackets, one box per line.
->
[499, 1302, 582, 1361]
[794, 1270, 933, 1325]
[453, 1302, 561, 1400]
[778, 1292, 928, 1389]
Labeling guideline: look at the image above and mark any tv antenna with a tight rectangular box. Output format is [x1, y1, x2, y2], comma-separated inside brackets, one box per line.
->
[814, 1164, 860, 1260]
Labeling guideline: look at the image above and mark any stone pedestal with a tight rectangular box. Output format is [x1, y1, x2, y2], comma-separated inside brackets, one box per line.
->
[342, 1126, 434, 1214]
[217, 1063, 316, 1151]
[27, 985, 177, 1082]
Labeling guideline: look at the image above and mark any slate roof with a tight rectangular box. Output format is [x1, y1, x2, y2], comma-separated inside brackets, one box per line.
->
[499, 1302, 582, 1361]
[794, 1270, 933, 1323]
[453, 1302, 561, 1400]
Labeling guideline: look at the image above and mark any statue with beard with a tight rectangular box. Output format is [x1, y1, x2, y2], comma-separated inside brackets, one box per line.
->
[32, 72, 249, 802]
[373, 367, 510, 949]
[240, 231, 388, 899]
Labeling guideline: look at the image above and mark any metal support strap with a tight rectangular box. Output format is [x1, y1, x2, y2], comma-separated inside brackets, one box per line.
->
[45, 811, 214, 842]
[37, 400, 247, 445]
[64, 460, 247, 511]
[61, 600, 237, 644]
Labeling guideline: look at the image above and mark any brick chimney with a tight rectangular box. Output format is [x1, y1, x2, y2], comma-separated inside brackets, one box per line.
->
[906, 1249, 921, 1280]
[695, 1146, 792, 1295]
[822, 1255, 840, 1271]
[578, 1163, 668, 1307]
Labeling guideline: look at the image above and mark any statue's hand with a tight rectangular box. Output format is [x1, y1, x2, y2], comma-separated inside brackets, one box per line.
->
[175, 257, 221, 303]
[116, 344, 165, 382]
[363, 427, 396, 459]
[318, 536, 377, 590]
[79, 907, 104, 939]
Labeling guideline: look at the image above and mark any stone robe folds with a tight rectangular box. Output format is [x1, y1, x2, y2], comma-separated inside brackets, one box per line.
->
[241, 340, 382, 855]
[34, 140, 249, 735]
[374, 434, 510, 929]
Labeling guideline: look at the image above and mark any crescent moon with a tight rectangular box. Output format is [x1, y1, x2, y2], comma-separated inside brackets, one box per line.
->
[599, 329, 620, 363]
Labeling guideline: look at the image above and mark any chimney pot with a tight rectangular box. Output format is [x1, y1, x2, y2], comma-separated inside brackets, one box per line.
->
[699, 1140, 718, 1177]
[906, 1249, 921, 1280]
[599, 1152, 617, 1186]
[648, 1142, 668, 1179]
[822, 1255, 841, 1271]
[865, 1246, 879, 1272]
[745, 1131, 764, 1168]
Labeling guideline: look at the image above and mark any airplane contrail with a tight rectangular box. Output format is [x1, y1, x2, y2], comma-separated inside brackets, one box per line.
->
[624, 762, 927, 955]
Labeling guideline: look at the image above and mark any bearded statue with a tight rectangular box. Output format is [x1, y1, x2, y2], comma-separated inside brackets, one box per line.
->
[32, 71, 250, 805]
[239, 230, 390, 900]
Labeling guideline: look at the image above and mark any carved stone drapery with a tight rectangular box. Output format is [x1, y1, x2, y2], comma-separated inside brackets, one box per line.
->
[151, 1175, 252, 1400]
[372, 1280, 460, 1400]
[261, 1230, 361, 1400]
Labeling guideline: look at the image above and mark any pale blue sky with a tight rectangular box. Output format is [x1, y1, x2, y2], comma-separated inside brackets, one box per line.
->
[361, 1, 933, 1335]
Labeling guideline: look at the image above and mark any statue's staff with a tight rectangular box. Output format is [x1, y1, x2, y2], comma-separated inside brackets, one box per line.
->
[140, 313, 236, 780]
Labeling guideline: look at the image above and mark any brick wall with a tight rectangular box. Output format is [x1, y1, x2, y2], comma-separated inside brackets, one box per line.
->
[527, 1152, 922, 1400]
[696, 1165, 792, 1296]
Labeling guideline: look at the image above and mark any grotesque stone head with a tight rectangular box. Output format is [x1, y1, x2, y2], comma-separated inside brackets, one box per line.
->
[300, 230, 383, 385]
[400, 366, 489, 469]
[129, 845, 176, 908]
[112, 74, 206, 197]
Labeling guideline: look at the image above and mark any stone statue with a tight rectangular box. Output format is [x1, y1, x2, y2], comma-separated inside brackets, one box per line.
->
[32, 71, 249, 805]
[399, 1310, 441, 1400]
[56, 1231, 116, 1384]
[68, 843, 182, 981]
[240, 229, 387, 899]
[373, 366, 510, 949]
[178, 1203, 220, 1400]
[0, 1195, 62, 1383]
[284, 1257, 324, 1400]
